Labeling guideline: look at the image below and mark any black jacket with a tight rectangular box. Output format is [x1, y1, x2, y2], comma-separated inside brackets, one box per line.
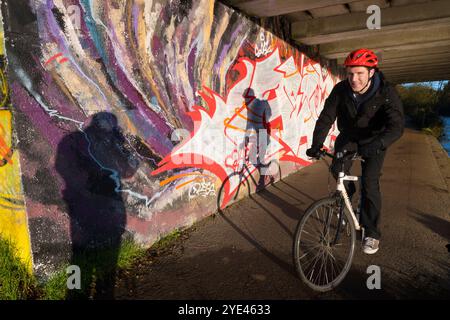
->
[312, 72, 404, 149]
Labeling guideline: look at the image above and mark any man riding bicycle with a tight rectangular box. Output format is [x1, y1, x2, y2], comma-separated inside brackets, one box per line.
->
[306, 48, 404, 254]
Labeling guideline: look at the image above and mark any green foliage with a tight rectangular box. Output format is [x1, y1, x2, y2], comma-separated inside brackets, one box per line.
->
[117, 238, 147, 269]
[422, 126, 444, 138]
[0, 237, 38, 300]
[397, 83, 447, 138]
[152, 229, 182, 250]
[40, 269, 67, 300]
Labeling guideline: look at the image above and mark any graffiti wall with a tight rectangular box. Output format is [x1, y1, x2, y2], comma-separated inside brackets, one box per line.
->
[1, 0, 340, 277]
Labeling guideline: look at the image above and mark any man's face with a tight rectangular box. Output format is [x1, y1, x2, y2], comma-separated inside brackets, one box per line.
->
[346, 66, 374, 92]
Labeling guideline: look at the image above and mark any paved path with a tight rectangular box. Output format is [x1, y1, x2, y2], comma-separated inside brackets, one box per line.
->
[116, 129, 450, 299]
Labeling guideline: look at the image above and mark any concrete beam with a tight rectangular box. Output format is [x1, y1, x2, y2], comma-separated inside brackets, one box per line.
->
[337, 46, 450, 64]
[384, 74, 450, 82]
[391, 75, 450, 80]
[386, 76, 450, 83]
[384, 73, 450, 81]
[379, 54, 450, 66]
[384, 72, 450, 81]
[384, 67, 450, 76]
[381, 60, 450, 71]
[308, 4, 349, 18]
[381, 61, 450, 72]
[383, 62, 450, 71]
[220, 0, 362, 17]
[319, 26, 450, 59]
[348, 0, 390, 13]
[293, 0, 450, 45]
[389, 75, 450, 84]
[383, 71, 450, 80]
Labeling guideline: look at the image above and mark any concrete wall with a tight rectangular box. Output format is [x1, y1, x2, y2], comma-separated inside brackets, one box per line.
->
[0, 0, 342, 277]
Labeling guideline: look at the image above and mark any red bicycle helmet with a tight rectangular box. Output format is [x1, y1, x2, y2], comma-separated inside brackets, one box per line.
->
[344, 48, 378, 68]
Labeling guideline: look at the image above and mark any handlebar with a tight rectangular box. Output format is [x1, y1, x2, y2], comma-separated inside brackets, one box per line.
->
[312, 149, 364, 162]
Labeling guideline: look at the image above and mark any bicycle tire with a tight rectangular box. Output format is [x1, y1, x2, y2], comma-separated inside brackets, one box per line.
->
[216, 170, 251, 212]
[293, 196, 356, 292]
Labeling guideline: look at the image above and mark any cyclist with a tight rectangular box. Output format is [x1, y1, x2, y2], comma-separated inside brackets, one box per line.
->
[306, 48, 404, 254]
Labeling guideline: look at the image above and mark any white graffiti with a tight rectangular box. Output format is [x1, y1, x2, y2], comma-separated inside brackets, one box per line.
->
[188, 179, 216, 200]
[255, 32, 272, 57]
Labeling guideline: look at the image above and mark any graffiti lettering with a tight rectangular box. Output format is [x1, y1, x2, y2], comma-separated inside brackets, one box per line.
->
[189, 179, 216, 200]
[255, 32, 272, 58]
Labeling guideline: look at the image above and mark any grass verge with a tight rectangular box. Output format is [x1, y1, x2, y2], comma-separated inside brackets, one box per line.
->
[0, 237, 38, 299]
[0, 236, 146, 300]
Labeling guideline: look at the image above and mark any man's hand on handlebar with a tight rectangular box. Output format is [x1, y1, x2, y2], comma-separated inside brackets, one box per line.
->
[306, 146, 364, 162]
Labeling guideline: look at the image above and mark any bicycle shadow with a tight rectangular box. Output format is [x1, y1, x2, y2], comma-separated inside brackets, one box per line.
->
[215, 197, 297, 278]
[215, 92, 296, 276]
[212, 86, 333, 284]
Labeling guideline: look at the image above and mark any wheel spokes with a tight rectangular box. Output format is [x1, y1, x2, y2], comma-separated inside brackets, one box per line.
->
[296, 200, 355, 290]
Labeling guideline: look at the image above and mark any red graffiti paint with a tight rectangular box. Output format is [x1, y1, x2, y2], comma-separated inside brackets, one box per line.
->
[0, 123, 13, 166]
[44, 53, 68, 66]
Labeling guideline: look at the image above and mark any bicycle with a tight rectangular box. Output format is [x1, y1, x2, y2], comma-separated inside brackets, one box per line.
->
[293, 149, 365, 292]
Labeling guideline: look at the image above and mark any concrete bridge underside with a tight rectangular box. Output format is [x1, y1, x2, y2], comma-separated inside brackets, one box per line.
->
[222, 0, 450, 84]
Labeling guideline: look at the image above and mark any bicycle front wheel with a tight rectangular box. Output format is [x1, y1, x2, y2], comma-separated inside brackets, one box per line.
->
[293, 196, 356, 292]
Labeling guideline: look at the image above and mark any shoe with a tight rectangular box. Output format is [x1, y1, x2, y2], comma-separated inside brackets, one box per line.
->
[363, 237, 379, 254]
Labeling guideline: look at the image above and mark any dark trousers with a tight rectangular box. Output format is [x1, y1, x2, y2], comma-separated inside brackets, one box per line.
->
[330, 137, 386, 240]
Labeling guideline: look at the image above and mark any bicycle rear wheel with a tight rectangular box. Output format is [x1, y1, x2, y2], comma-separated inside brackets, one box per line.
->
[293, 196, 356, 292]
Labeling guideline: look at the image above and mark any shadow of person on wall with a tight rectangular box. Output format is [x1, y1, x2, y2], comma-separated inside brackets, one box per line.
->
[242, 88, 274, 191]
[55, 112, 139, 299]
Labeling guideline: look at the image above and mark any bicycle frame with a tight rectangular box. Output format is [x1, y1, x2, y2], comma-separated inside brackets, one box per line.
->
[336, 172, 361, 231]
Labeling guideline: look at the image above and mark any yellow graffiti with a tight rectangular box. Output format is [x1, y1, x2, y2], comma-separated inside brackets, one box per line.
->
[223, 117, 245, 132]
[0, 110, 32, 272]
[0, 68, 13, 164]
[0, 68, 8, 107]
[0, 28, 3, 56]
